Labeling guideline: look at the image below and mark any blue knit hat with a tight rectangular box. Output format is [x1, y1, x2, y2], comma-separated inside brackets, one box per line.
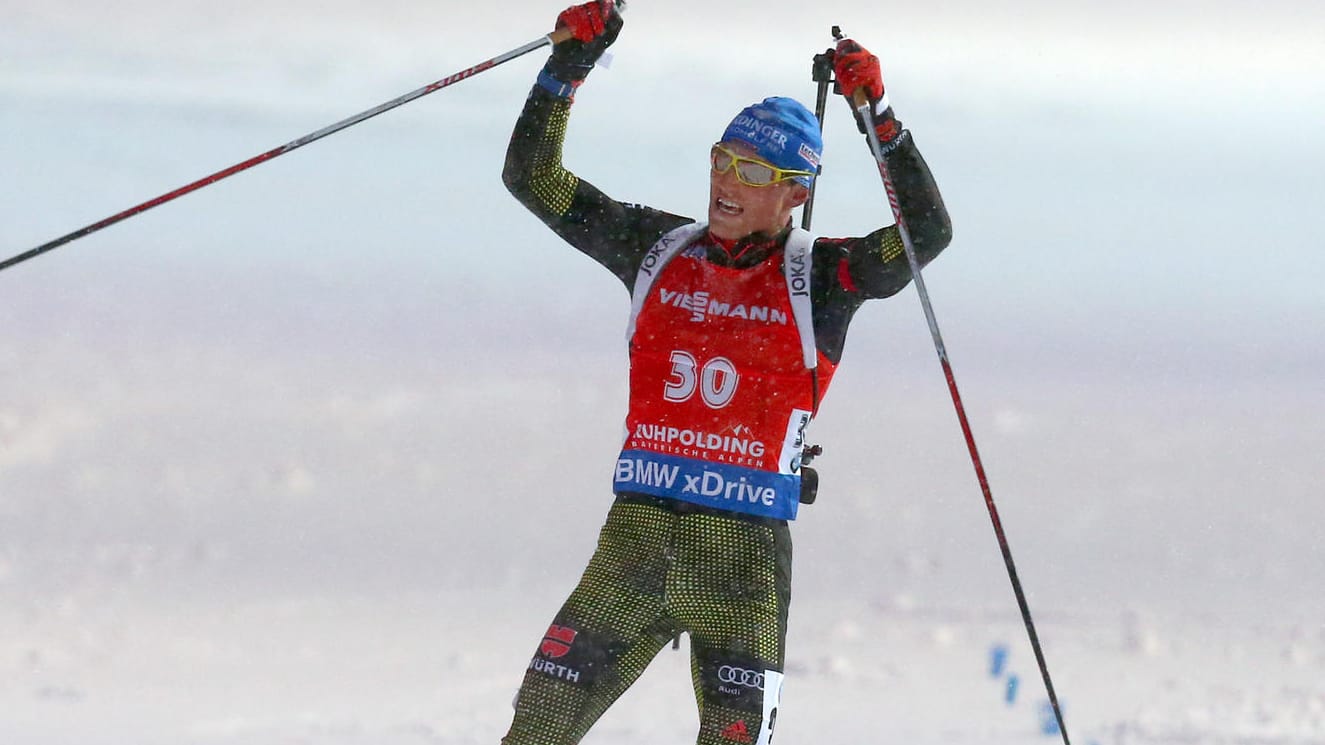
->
[720, 97, 822, 187]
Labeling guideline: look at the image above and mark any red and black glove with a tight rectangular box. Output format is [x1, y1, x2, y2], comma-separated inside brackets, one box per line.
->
[834, 39, 902, 147]
[545, 1, 623, 87]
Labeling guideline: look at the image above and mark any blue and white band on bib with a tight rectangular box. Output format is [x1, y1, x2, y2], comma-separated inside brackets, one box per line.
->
[614, 450, 800, 521]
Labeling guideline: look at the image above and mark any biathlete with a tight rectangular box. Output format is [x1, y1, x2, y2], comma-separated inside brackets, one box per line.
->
[499, 3, 952, 743]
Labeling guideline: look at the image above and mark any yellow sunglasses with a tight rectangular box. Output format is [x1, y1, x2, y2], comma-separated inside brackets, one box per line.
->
[710, 143, 814, 187]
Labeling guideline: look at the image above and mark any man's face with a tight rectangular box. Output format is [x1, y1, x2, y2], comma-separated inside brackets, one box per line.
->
[708, 141, 810, 242]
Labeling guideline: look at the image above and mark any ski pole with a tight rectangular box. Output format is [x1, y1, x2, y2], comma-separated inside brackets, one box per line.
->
[848, 79, 1074, 745]
[0, 28, 575, 275]
[799, 41, 837, 230]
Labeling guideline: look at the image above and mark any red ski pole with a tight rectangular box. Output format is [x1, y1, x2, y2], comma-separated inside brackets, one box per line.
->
[0, 28, 574, 275]
[848, 71, 1074, 745]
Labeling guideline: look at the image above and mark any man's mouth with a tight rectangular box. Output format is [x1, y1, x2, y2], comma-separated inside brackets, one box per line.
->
[715, 197, 743, 216]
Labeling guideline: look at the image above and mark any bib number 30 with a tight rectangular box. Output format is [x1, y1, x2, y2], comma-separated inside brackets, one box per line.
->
[663, 351, 739, 409]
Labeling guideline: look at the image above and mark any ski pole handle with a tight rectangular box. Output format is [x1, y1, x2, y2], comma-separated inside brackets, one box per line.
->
[548, 0, 627, 45]
[548, 0, 630, 57]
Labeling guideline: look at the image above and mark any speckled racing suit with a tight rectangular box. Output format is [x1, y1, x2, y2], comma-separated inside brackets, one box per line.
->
[498, 82, 951, 745]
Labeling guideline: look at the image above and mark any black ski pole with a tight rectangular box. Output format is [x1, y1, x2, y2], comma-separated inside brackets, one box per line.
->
[800, 38, 837, 230]
[841, 33, 1073, 745]
[0, 28, 578, 275]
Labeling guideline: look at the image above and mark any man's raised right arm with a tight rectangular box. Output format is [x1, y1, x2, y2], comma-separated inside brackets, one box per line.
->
[501, 2, 686, 287]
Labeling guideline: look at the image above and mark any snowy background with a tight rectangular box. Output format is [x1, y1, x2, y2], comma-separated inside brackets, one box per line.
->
[3, 1, 1324, 743]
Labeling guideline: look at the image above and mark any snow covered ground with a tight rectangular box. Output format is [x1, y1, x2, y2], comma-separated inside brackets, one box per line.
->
[5, 588, 1324, 745]
[4, 1, 1325, 743]
[3, 571, 1324, 744]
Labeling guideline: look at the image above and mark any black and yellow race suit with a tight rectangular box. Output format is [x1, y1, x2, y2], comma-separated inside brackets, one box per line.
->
[498, 83, 951, 745]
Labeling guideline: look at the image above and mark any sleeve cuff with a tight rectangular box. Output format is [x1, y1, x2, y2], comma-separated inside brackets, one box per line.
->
[537, 67, 581, 99]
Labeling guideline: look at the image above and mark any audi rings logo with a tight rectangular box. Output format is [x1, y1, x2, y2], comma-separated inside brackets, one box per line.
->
[717, 665, 765, 690]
